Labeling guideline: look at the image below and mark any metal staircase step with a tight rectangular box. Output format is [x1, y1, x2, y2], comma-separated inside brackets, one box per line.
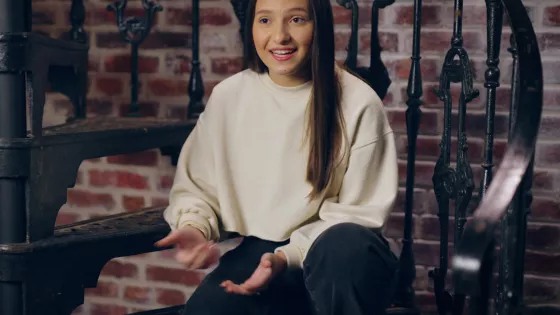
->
[21, 117, 196, 243]
[0, 207, 172, 315]
[126, 305, 419, 314]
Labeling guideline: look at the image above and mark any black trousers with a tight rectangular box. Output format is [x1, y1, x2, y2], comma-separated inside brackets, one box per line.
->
[181, 222, 399, 315]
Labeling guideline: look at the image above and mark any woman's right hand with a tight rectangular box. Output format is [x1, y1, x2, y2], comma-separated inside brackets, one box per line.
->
[155, 226, 221, 270]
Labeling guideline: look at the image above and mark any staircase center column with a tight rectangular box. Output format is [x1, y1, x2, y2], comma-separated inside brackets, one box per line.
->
[0, 0, 30, 314]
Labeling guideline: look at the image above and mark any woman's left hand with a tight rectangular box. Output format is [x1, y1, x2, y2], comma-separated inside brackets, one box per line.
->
[220, 252, 287, 295]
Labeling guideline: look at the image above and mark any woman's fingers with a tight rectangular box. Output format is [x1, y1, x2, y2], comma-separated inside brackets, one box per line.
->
[175, 242, 219, 270]
[154, 230, 180, 247]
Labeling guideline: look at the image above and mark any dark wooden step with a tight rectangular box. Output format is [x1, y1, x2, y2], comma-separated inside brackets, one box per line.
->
[0, 207, 172, 315]
[24, 117, 195, 242]
[126, 305, 419, 314]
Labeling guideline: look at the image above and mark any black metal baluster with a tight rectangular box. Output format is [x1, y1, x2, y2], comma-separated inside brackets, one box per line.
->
[479, 0, 503, 198]
[64, 0, 88, 119]
[337, 0, 359, 70]
[368, 0, 393, 100]
[452, 0, 543, 312]
[0, 1, 29, 314]
[231, 0, 250, 43]
[495, 32, 535, 315]
[187, 0, 204, 120]
[430, 0, 479, 313]
[108, 0, 162, 117]
[393, 0, 420, 311]
[67, 0, 87, 43]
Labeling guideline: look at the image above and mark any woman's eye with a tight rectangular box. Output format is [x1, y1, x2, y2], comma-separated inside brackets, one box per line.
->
[292, 17, 305, 23]
[259, 18, 269, 24]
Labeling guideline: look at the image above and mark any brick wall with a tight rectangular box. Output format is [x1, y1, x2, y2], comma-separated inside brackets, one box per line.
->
[30, 0, 559, 314]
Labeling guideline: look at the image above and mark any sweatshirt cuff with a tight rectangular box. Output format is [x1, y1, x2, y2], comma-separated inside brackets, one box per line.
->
[275, 242, 304, 269]
[177, 211, 212, 241]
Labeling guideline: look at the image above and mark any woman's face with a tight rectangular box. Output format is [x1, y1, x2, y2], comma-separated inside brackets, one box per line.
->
[252, 0, 314, 87]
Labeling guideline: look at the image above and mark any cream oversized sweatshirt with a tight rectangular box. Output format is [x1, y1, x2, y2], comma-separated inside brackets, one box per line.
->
[163, 68, 399, 268]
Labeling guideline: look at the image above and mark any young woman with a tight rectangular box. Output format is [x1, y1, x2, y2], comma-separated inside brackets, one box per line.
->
[155, 0, 399, 314]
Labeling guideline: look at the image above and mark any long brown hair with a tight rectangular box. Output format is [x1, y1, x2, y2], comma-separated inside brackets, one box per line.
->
[243, 0, 345, 199]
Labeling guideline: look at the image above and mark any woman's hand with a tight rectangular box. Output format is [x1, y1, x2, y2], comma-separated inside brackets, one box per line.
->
[220, 252, 288, 295]
[155, 226, 221, 270]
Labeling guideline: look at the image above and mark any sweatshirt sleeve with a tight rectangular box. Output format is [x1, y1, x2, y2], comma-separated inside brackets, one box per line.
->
[162, 95, 221, 242]
[275, 130, 399, 268]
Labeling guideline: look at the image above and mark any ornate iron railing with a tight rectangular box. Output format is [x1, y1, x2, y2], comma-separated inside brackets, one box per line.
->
[0, 0, 544, 314]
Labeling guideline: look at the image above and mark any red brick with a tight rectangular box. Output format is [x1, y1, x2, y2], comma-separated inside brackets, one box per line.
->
[542, 61, 560, 86]
[100, 260, 139, 278]
[159, 175, 174, 191]
[123, 195, 145, 211]
[526, 223, 560, 252]
[383, 213, 418, 239]
[418, 82, 484, 109]
[55, 213, 80, 226]
[104, 54, 159, 73]
[544, 89, 560, 111]
[156, 288, 186, 306]
[392, 188, 429, 215]
[88, 170, 150, 190]
[87, 99, 114, 117]
[412, 241, 451, 266]
[398, 135, 485, 163]
[334, 30, 350, 52]
[398, 160, 435, 187]
[107, 150, 159, 167]
[394, 4, 442, 26]
[525, 251, 560, 276]
[211, 57, 243, 75]
[204, 80, 222, 98]
[32, 8, 57, 25]
[166, 105, 187, 119]
[359, 31, 399, 54]
[331, 3, 376, 25]
[524, 277, 560, 303]
[532, 170, 558, 193]
[539, 33, 560, 54]
[392, 58, 439, 83]
[164, 54, 193, 75]
[124, 286, 152, 303]
[66, 189, 115, 209]
[90, 303, 127, 315]
[386, 108, 440, 136]
[544, 5, 560, 26]
[85, 281, 119, 297]
[536, 142, 560, 167]
[151, 197, 169, 207]
[450, 111, 510, 139]
[142, 32, 191, 49]
[539, 115, 560, 140]
[167, 7, 232, 26]
[531, 196, 560, 222]
[96, 32, 190, 49]
[146, 266, 205, 286]
[419, 215, 456, 242]
[95, 33, 128, 49]
[147, 78, 188, 97]
[118, 101, 159, 117]
[95, 77, 124, 96]
[405, 31, 483, 55]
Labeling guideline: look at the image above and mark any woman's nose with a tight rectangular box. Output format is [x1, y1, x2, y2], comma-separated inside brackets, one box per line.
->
[272, 23, 291, 44]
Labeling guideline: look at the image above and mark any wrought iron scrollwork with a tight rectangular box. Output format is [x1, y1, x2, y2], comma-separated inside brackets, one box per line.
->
[430, 0, 479, 313]
[107, 0, 162, 117]
[393, 0, 420, 311]
[452, 0, 543, 313]
[231, 0, 250, 43]
[187, 0, 204, 120]
[338, 0, 393, 100]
